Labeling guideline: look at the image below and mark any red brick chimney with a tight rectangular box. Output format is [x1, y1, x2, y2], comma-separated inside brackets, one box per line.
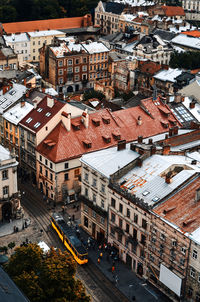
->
[117, 140, 126, 151]
[163, 145, 170, 155]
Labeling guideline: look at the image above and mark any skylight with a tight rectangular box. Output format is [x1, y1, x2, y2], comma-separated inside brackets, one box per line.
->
[26, 117, 32, 123]
[37, 108, 43, 112]
[152, 196, 160, 202]
[143, 190, 150, 196]
[9, 90, 16, 95]
[45, 112, 51, 117]
[34, 122, 41, 128]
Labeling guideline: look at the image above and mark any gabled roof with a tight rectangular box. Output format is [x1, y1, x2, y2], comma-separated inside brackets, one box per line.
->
[161, 5, 185, 16]
[2, 16, 89, 34]
[36, 97, 181, 163]
[19, 97, 65, 133]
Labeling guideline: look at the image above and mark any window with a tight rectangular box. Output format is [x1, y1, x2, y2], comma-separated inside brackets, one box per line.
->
[92, 178, 97, 188]
[181, 247, 186, 255]
[149, 254, 154, 262]
[101, 199, 104, 208]
[111, 198, 116, 208]
[40, 155, 42, 162]
[101, 183, 105, 193]
[58, 60, 63, 67]
[180, 258, 185, 266]
[188, 288, 193, 297]
[50, 162, 53, 169]
[64, 173, 68, 181]
[100, 217, 105, 224]
[33, 41, 35, 45]
[40, 166, 42, 173]
[82, 65, 87, 71]
[142, 219, 147, 230]
[75, 59, 79, 64]
[15, 138, 18, 145]
[45, 170, 48, 178]
[151, 237, 156, 244]
[65, 163, 68, 169]
[50, 173, 53, 181]
[93, 193, 96, 203]
[2, 170, 8, 180]
[84, 216, 88, 228]
[172, 240, 177, 247]
[68, 59, 72, 66]
[196, 293, 200, 302]
[141, 234, 146, 245]
[59, 77, 63, 84]
[33, 49, 35, 53]
[75, 67, 79, 73]
[45, 159, 48, 166]
[160, 233, 166, 241]
[92, 210, 96, 218]
[119, 203, 123, 213]
[75, 75, 79, 81]
[118, 233, 122, 243]
[193, 249, 198, 259]
[111, 226, 115, 236]
[133, 228, 137, 239]
[3, 186, 9, 195]
[127, 208, 130, 218]
[85, 187, 88, 197]
[58, 69, 63, 75]
[111, 212, 115, 223]
[134, 213, 138, 223]
[84, 172, 88, 182]
[190, 267, 196, 278]
[119, 218, 122, 228]
[126, 223, 129, 233]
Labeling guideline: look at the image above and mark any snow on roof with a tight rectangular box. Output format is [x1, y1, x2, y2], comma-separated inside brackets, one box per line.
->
[122, 41, 138, 53]
[120, 14, 137, 21]
[183, 97, 200, 122]
[0, 83, 27, 114]
[45, 88, 58, 96]
[50, 42, 70, 58]
[154, 68, 182, 83]
[116, 0, 154, 7]
[81, 143, 140, 178]
[119, 154, 200, 206]
[171, 34, 200, 50]
[172, 45, 185, 53]
[3, 32, 29, 43]
[28, 29, 64, 37]
[82, 42, 109, 54]
[67, 42, 85, 52]
[0, 144, 11, 161]
[89, 100, 99, 107]
[3, 101, 33, 125]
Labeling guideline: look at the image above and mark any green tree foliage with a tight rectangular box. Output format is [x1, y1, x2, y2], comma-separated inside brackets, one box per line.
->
[5, 244, 90, 302]
[0, 0, 99, 22]
[83, 89, 105, 101]
[170, 51, 200, 70]
[8, 242, 15, 251]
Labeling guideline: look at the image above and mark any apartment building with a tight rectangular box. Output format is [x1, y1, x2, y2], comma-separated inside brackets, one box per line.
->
[0, 46, 18, 70]
[28, 30, 65, 63]
[0, 145, 20, 221]
[19, 96, 84, 183]
[95, 1, 125, 35]
[2, 100, 33, 160]
[3, 33, 30, 66]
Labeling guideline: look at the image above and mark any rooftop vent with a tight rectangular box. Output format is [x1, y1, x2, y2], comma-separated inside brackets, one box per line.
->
[113, 131, 121, 141]
[83, 140, 92, 148]
[71, 121, 80, 130]
[92, 118, 100, 126]
[102, 135, 111, 143]
[163, 206, 176, 215]
[102, 116, 110, 124]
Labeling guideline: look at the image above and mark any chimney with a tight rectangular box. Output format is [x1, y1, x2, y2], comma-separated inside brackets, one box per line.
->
[165, 134, 168, 139]
[169, 128, 173, 136]
[148, 138, 153, 144]
[117, 140, 126, 151]
[173, 126, 178, 135]
[47, 97, 54, 108]
[195, 188, 200, 202]
[33, 100, 37, 109]
[190, 100, 196, 109]
[163, 144, 170, 155]
[138, 135, 143, 143]
[137, 115, 142, 126]
[137, 157, 143, 167]
[82, 110, 89, 128]
[174, 93, 181, 103]
[62, 112, 71, 132]
[151, 145, 156, 155]
[165, 172, 172, 184]
[21, 100, 25, 107]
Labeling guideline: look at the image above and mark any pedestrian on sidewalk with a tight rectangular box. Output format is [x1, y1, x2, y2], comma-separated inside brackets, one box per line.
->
[112, 265, 115, 275]
[98, 257, 101, 264]
[100, 252, 103, 260]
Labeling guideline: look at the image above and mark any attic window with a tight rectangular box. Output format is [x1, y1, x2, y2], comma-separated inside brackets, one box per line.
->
[45, 112, 51, 117]
[34, 122, 41, 128]
[9, 90, 16, 95]
[152, 196, 160, 202]
[112, 132, 121, 140]
[92, 118, 100, 126]
[26, 117, 32, 123]
[83, 140, 92, 148]
[72, 122, 80, 130]
[142, 190, 150, 196]
[102, 135, 111, 143]
[161, 121, 169, 128]
[102, 116, 110, 124]
[37, 108, 43, 112]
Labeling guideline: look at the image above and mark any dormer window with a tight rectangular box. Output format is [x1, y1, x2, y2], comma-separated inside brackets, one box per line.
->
[37, 108, 43, 112]
[102, 135, 111, 143]
[102, 116, 110, 124]
[34, 122, 41, 128]
[26, 117, 32, 123]
[92, 118, 100, 126]
[83, 140, 92, 148]
[71, 121, 80, 130]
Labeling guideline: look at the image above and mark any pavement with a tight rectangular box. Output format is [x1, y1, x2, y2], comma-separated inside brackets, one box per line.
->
[0, 200, 171, 302]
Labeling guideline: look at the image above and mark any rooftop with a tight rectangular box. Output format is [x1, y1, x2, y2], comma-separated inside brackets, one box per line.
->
[154, 174, 200, 236]
[3, 101, 34, 125]
[3, 32, 29, 43]
[82, 41, 109, 54]
[2, 15, 91, 34]
[0, 144, 11, 161]
[36, 97, 181, 162]
[28, 29, 64, 37]
[0, 83, 27, 114]
[161, 5, 185, 16]
[154, 68, 182, 83]
[171, 34, 200, 50]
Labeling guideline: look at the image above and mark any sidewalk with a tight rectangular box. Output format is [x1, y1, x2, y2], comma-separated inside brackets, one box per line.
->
[60, 207, 171, 302]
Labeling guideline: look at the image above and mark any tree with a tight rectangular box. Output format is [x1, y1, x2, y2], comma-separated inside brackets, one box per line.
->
[5, 244, 90, 302]
[8, 242, 15, 252]
[169, 51, 200, 70]
[83, 89, 105, 101]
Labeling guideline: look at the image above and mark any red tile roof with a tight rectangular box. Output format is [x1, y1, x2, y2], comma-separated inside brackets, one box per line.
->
[161, 5, 185, 16]
[36, 97, 181, 162]
[19, 96, 65, 133]
[2, 15, 91, 34]
[182, 30, 200, 38]
[154, 176, 200, 233]
[139, 61, 162, 75]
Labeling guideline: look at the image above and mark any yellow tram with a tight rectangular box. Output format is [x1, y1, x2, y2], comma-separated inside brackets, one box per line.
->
[51, 213, 88, 265]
